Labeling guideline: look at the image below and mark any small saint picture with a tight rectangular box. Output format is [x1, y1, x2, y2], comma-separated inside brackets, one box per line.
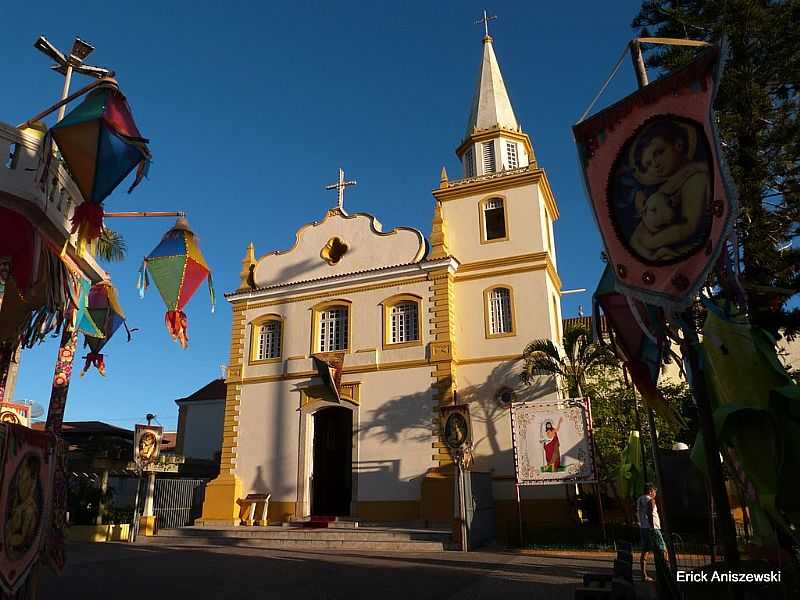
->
[134, 424, 163, 468]
[609, 117, 713, 265]
[441, 407, 470, 450]
[540, 417, 566, 473]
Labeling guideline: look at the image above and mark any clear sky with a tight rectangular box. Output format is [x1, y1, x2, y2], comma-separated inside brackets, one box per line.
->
[4, 1, 645, 430]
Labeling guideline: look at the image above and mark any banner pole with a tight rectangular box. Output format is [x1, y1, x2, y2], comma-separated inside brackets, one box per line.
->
[516, 483, 524, 548]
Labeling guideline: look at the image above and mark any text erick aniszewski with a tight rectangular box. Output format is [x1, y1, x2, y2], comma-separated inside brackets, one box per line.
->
[677, 570, 781, 583]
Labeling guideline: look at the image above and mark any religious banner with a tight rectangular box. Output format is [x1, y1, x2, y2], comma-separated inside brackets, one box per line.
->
[510, 399, 595, 485]
[312, 353, 344, 403]
[440, 404, 471, 450]
[0, 423, 56, 596]
[134, 424, 163, 469]
[573, 47, 736, 310]
[0, 402, 31, 428]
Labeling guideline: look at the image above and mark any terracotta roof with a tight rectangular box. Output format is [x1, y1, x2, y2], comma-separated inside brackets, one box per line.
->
[160, 431, 177, 451]
[562, 315, 609, 335]
[31, 421, 132, 437]
[176, 378, 227, 404]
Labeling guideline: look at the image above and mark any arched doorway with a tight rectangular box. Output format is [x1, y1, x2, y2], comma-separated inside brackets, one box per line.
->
[311, 406, 352, 516]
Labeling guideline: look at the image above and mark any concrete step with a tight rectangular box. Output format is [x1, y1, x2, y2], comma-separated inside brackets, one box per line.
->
[153, 525, 451, 543]
[142, 525, 454, 551]
[141, 535, 448, 552]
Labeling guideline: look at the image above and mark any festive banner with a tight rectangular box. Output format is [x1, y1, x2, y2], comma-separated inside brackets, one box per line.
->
[510, 399, 595, 485]
[0, 423, 55, 596]
[573, 48, 736, 310]
[440, 405, 472, 450]
[312, 353, 344, 403]
[133, 424, 163, 469]
[0, 402, 31, 428]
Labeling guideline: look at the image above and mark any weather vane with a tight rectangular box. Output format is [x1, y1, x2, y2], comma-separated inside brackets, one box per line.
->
[475, 9, 497, 39]
[325, 168, 357, 210]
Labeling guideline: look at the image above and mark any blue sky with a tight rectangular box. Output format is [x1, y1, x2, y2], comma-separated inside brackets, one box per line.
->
[4, 1, 645, 430]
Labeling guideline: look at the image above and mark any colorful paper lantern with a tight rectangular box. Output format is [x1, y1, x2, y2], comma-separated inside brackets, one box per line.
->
[138, 217, 214, 348]
[50, 82, 151, 246]
[76, 280, 130, 375]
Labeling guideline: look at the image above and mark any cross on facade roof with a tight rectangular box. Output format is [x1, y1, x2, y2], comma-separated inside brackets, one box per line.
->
[475, 9, 497, 39]
[325, 168, 357, 210]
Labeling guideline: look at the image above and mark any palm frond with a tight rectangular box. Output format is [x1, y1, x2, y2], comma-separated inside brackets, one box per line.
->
[93, 228, 127, 263]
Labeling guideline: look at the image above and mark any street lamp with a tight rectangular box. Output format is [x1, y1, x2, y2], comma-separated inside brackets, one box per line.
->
[34, 36, 115, 121]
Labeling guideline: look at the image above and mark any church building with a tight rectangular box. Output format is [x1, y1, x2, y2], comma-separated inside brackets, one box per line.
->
[199, 32, 572, 536]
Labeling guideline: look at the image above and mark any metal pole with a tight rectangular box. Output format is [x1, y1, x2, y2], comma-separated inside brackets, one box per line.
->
[516, 484, 524, 547]
[130, 471, 143, 543]
[624, 367, 649, 483]
[103, 211, 186, 219]
[646, 405, 678, 573]
[56, 64, 74, 122]
[17, 78, 115, 130]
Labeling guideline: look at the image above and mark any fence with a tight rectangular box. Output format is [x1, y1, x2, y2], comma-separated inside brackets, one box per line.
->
[153, 478, 207, 530]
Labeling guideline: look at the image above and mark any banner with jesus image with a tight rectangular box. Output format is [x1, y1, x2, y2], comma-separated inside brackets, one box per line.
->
[573, 47, 736, 310]
[510, 399, 595, 485]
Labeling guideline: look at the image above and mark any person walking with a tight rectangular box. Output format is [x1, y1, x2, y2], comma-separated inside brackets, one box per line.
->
[637, 482, 667, 582]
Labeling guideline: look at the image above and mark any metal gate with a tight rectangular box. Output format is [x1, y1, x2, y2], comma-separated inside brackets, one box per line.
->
[153, 478, 207, 529]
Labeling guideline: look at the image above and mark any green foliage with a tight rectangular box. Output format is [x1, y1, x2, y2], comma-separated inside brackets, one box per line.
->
[585, 366, 696, 488]
[92, 228, 127, 263]
[521, 325, 617, 396]
[632, 0, 800, 338]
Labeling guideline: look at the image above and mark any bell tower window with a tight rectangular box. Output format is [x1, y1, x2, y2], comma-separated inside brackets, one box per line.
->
[482, 141, 496, 174]
[506, 142, 518, 169]
[464, 147, 475, 178]
[481, 197, 507, 242]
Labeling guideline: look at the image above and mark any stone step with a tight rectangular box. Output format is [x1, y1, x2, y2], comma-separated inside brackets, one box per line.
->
[142, 533, 449, 552]
[154, 526, 451, 544]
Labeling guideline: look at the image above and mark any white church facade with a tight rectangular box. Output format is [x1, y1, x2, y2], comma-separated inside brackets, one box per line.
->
[199, 33, 573, 535]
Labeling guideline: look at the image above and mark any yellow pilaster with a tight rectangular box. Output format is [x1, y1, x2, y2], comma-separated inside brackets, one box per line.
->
[138, 515, 156, 537]
[198, 303, 246, 526]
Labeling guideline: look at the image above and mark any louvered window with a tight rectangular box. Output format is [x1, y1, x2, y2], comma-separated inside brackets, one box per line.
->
[464, 147, 475, 178]
[257, 320, 281, 360]
[489, 288, 513, 335]
[506, 142, 518, 169]
[482, 141, 496, 173]
[390, 302, 419, 344]
[483, 198, 506, 240]
[319, 306, 348, 352]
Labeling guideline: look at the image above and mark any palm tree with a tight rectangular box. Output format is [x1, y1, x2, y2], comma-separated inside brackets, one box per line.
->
[92, 228, 127, 263]
[520, 324, 618, 397]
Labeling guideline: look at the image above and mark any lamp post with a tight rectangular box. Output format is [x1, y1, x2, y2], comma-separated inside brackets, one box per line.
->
[33, 36, 114, 122]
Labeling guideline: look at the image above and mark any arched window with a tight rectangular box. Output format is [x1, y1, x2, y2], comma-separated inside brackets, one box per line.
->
[481, 197, 508, 242]
[317, 304, 349, 352]
[250, 315, 283, 363]
[382, 295, 422, 348]
[485, 286, 515, 337]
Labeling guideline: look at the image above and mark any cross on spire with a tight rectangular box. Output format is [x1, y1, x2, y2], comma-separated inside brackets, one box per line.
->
[325, 168, 357, 210]
[475, 9, 497, 39]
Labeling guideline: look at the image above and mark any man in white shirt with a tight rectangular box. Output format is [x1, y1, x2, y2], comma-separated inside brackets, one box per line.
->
[637, 482, 667, 582]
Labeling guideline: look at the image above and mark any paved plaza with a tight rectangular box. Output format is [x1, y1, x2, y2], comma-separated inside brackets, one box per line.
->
[40, 543, 619, 600]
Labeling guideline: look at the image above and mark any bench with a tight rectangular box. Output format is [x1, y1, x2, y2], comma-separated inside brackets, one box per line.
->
[236, 493, 271, 526]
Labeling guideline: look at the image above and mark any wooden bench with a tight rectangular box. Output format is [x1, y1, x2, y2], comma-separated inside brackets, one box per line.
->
[237, 493, 271, 526]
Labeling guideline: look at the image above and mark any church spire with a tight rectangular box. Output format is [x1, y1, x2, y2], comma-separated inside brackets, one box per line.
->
[456, 16, 535, 178]
[465, 32, 520, 136]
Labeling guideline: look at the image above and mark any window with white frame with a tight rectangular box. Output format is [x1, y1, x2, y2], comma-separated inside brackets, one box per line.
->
[482, 141, 496, 173]
[464, 147, 475, 178]
[506, 142, 518, 169]
[256, 319, 281, 360]
[483, 198, 507, 240]
[390, 302, 419, 344]
[488, 288, 513, 335]
[319, 306, 348, 352]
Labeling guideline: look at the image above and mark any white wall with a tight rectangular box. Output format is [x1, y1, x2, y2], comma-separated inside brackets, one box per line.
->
[182, 399, 225, 460]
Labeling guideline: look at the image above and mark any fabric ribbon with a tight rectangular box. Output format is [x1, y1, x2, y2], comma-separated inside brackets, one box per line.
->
[70, 202, 105, 249]
[81, 352, 105, 376]
[165, 310, 189, 349]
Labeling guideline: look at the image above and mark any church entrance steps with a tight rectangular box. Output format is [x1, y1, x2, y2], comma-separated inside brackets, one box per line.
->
[142, 525, 453, 551]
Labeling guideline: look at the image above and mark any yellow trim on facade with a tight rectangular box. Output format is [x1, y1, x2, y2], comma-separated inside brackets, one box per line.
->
[455, 127, 534, 162]
[239, 358, 431, 385]
[457, 252, 548, 273]
[309, 299, 352, 355]
[355, 348, 376, 354]
[433, 167, 560, 222]
[241, 275, 429, 310]
[453, 258, 562, 291]
[483, 285, 517, 339]
[478, 195, 509, 244]
[453, 354, 522, 366]
[286, 355, 306, 361]
[248, 313, 284, 365]
[380, 293, 423, 350]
